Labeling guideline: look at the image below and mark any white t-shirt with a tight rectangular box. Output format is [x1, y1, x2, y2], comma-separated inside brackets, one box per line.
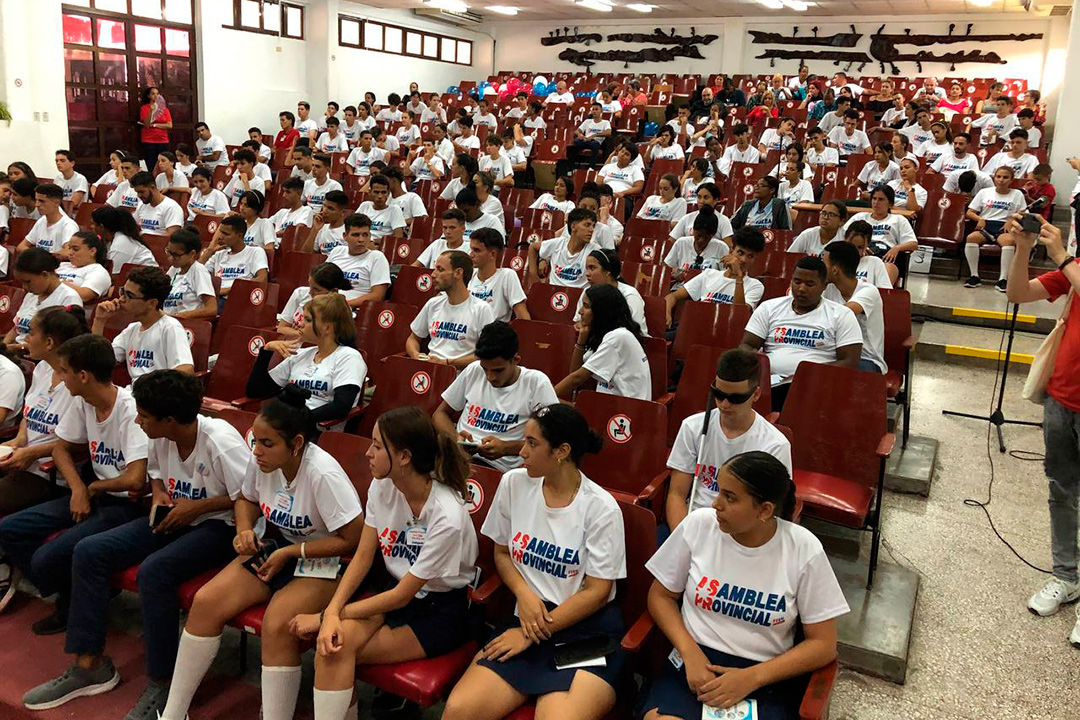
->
[366, 477, 478, 596]
[556, 222, 614, 251]
[723, 145, 762, 165]
[827, 127, 871, 157]
[57, 262, 111, 298]
[409, 154, 446, 182]
[943, 169, 993, 195]
[772, 161, 814, 181]
[968, 187, 1026, 222]
[165, 262, 215, 315]
[443, 362, 558, 472]
[976, 113, 1018, 144]
[0, 354, 24, 430]
[177, 162, 197, 178]
[56, 386, 149, 488]
[54, 172, 89, 202]
[887, 181, 928, 210]
[22, 362, 75, 477]
[396, 125, 422, 146]
[583, 327, 652, 400]
[482, 468, 625, 609]
[297, 119, 320, 138]
[545, 92, 575, 105]
[94, 168, 119, 188]
[391, 192, 428, 221]
[788, 227, 843, 257]
[156, 171, 188, 191]
[149, 416, 250, 525]
[479, 154, 514, 185]
[856, 161, 900, 190]
[983, 151, 1040, 179]
[647, 510, 849, 662]
[468, 268, 527, 323]
[759, 129, 795, 153]
[539, 237, 598, 288]
[240, 443, 362, 546]
[186, 187, 229, 220]
[668, 410, 792, 512]
[325, 246, 391, 300]
[205, 245, 268, 291]
[26, 215, 79, 253]
[302, 177, 343, 214]
[664, 237, 729, 273]
[410, 293, 495, 361]
[109, 233, 156, 269]
[416, 238, 467, 270]
[683, 270, 765, 310]
[637, 195, 688, 223]
[13, 283, 83, 344]
[857, 255, 892, 289]
[572, 282, 648, 336]
[670, 209, 734, 242]
[805, 146, 840, 167]
[315, 132, 350, 153]
[529, 194, 576, 216]
[346, 147, 388, 176]
[650, 143, 685, 162]
[243, 218, 276, 249]
[779, 179, 815, 207]
[196, 134, 227, 168]
[914, 140, 951, 164]
[745, 296, 863, 385]
[845, 212, 917, 249]
[1025, 126, 1042, 148]
[578, 118, 611, 140]
[135, 197, 185, 234]
[113, 315, 195, 380]
[930, 152, 980, 175]
[899, 124, 933, 148]
[222, 174, 266, 209]
[823, 281, 886, 373]
[269, 345, 367, 413]
[270, 205, 315, 236]
[357, 202, 407, 241]
[597, 163, 644, 194]
[454, 134, 481, 152]
[313, 224, 345, 254]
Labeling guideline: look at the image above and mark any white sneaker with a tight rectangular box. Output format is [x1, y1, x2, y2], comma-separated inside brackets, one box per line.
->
[0, 561, 17, 614]
[1028, 577, 1080, 617]
[1071, 605, 1080, 650]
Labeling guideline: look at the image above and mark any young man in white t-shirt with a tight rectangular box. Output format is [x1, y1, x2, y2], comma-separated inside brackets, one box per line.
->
[740, 256, 863, 410]
[93, 266, 195, 381]
[18, 370, 248, 717]
[828, 110, 871, 163]
[407, 138, 447, 182]
[822, 240, 887, 374]
[414, 208, 468, 269]
[356, 174, 406, 244]
[544, 80, 574, 105]
[302, 154, 344, 214]
[665, 348, 792, 529]
[596, 143, 645, 201]
[467, 227, 529, 323]
[434, 321, 557, 472]
[983, 129, 1039, 179]
[106, 155, 142, 210]
[288, 145, 315, 184]
[0, 334, 148, 643]
[295, 100, 319, 140]
[198, 215, 268, 300]
[193, 122, 226, 169]
[473, 98, 498, 131]
[573, 103, 613, 169]
[479, 135, 514, 189]
[131, 172, 184, 236]
[345, 129, 388, 182]
[221, 149, 266, 209]
[407, 250, 496, 370]
[665, 227, 768, 326]
[315, 116, 349, 154]
[929, 133, 980, 175]
[721, 123, 762, 165]
[805, 127, 840, 168]
[53, 149, 89, 215]
[300, 190, 350, 254]
[972, 95, 1018, 146]
[529, 207, 600, 288]
[20, 183, 78, 255]
[269, 177, 314, 239]
[247, 127, 273, 161]
[325, 213, 390, 308]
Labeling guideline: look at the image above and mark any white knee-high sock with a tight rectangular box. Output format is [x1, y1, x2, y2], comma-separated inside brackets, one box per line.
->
[161, 631, 222, 720]
[313, 688, 353, 720]
[965, 242, 981, 277]
[261, 665, 303, 720]
[999, 245, 1016, 280]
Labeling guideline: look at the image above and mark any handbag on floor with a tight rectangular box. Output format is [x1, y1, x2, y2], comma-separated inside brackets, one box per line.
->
[1023, 288, 1074, 404]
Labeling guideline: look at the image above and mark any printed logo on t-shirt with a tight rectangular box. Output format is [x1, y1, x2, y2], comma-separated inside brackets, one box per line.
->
[15, 314, 31, 336]
[465, 403, 519, 434]
[511, 531, 580, 579]
[23, 398, 59, 436]
[772, 326, 825, 348]
[693, 576, 788, 628]
[216, 264, 250, 280]
[703, 290, 735, 305]
[89, 440, 125, 472]
[140, 216, 163, 232]
[128, 348, 156, 370]
[981, 198, 1016, 213]
[168, 475, 208, 501]
[378, 527, 421, 563]
[260, 496, 314, 535]
[642, 205, 665, 219]
[120, 193, 140, 209]
[430, 320, 468, 341]
[869, 222, 891, 239]
[695, 461, 720, 492]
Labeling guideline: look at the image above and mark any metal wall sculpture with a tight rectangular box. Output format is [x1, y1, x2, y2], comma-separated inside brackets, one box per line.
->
[543, 26, 717, 68]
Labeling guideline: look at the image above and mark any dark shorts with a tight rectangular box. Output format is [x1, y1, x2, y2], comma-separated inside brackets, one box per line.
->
[868, 241, 892, 258]
[979, 220, 1007, 241]
[384, 586, 474, 658]
[639, 644, 809, 720]
[477, 601, 626, 696]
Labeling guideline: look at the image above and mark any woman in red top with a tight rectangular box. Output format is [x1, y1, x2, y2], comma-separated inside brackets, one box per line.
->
[273, 110, 301, 168]
[139, 86, 172, 173]
[746, 91, 779, 122]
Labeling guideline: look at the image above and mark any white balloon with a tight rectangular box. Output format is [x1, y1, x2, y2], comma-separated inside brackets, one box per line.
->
[533, 75, 548, 88]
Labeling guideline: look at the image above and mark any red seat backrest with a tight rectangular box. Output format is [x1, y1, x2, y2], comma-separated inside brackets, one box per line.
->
[760, 228, 795, 252]
[642, 296, 665, 338]
[408, 214, 437, 242]
[274, 252, 325, 304]
[353, 301, 420, 372]
[389, 265, 438, 307]
[520, 208, 563, 231]
[75, 202, 104, 230]
[382, 237, 429, 266]
[510, 319, 577, 384]
[778, 363, 888, 488]
[615, 499, 658, 629]
[879, 288, 912, 378]
[203, 326, 282, 403]
[214, 408, 258, 449]
[213, 280, 278, 354]
[624, 217, 670, 241]
[621, 261, 672, 298]
[6, 218, 35, 247]
[318, 431, 375, 505]
[643, 334, 668, 400]
[354, 355, 457, 437]
[671, 301, 752, 365]
[578, 390, 667, 497]
[0, 285, 26, 335]
[915, 192, 968, 242]
[463, 463, 503, 590]
[760, 275, 791, 302]
[618, 236, 669, 266]
[177, 318, 212, 373]
[524, 283, 582, 325]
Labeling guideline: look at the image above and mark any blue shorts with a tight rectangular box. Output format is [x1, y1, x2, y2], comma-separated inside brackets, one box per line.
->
[979, 220, 1007, 241]
[639, 644, 808, 720]
[383, 587, 474, 658]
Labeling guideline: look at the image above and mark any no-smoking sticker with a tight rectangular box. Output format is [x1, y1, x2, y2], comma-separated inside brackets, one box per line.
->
[0, 296, 9, 314]
[763, 230, 774, 242]
[411, 371, 431, 395]
[743, 184, 753, 195]
[378, 310, 395, 328]
[640, 246, 655, 261]
[939, 197, 951, 209]
[608, 414, 632, 444]
[416, 274, 432, 291]
[208, 220, 219, 234]
[250, 288, 265, 305]
[245, 428, 256, 450]
[510, 256, 525, 270]
[743, 167, 753, 177]
[550, 292, 569, 312]
[248, 335, 265, 356]
[184, 328, 195, 346]
[465, 479, 484, 514]
[397, 244, 411, 259]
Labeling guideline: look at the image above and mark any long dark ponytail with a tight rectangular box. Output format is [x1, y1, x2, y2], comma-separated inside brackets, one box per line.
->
[722, 451, 795, 522]
[377, 406, 470, 501]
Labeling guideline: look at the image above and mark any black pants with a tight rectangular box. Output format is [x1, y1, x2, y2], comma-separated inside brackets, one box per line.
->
[141, 142, 169, 172]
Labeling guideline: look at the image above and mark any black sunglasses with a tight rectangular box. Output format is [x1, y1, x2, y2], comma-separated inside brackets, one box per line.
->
[710, 385, 754, 406]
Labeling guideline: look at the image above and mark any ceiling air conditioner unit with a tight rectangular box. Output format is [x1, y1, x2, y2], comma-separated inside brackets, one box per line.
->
[413, 8, 484, 27]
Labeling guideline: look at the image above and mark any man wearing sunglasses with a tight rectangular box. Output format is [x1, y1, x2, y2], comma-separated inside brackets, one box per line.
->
[664, 349, 792, 532]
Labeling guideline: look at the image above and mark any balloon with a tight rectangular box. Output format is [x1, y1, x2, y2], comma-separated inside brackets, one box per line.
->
[498, 88, 512, 101]
[523, 83, 534, 96]
[533, 75, 548, 89]
[507, 77, 521, 92]
[446, 85, 460, 94]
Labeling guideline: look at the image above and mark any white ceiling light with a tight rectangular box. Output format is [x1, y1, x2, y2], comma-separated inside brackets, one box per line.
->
[783, 0, 809, 9]
[969, 0, 993, 5]
[577, 0, 614, 10]
[757, 0, 784, 8]
[427, 0, 470, 11]
[487, 4, 519, 13]
[627, 3, 654, 10]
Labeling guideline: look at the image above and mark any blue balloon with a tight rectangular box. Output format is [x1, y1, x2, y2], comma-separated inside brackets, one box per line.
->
[446, 85, 460, 94]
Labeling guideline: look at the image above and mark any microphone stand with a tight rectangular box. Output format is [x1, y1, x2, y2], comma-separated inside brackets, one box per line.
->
[941, 301, 1042, 452]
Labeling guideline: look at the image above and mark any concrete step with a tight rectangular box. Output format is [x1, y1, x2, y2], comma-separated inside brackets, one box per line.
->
[905, 274, 1063, 334]
[914, 320, 1043, 369]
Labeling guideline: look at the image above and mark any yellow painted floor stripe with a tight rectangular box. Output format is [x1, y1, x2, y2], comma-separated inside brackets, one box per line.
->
[944, 345, 1035, 365]
[951, 306, 1038, 323]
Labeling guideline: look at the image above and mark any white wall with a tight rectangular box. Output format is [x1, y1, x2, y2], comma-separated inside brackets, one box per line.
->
[0, 0, 69, 175]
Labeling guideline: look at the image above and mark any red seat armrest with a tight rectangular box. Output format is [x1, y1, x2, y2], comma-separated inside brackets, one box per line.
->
[40, 460, 55, 473]
[902, 335, 916, 349]
[621, 613, 655, 653]
[317, 403, 366, 430]
[637, 469, 670, 511]
[799, 659, 838, 720]
[876, 432, 897, 459]
[656, 392, 674, 407]
[231, 396, 261, 411]
[766, 411, 780, 424]
[469, 574, 505, 604]
[200, 397, 234, 414]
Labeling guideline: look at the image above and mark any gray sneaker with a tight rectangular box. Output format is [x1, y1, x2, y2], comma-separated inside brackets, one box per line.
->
[124, 680, 170, 720]
[22, 658, 120, 710]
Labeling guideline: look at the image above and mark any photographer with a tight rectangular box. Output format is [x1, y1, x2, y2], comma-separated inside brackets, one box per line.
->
[1005, 214, 1080, 649]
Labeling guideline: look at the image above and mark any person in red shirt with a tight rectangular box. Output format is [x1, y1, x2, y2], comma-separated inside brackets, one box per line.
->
[1023, 164, 1057, 220]
[1005, 216, 1080, 649]
[746, 91, 780, 122]
[273, 110, 301, 161]
[139, 86, 172, 173]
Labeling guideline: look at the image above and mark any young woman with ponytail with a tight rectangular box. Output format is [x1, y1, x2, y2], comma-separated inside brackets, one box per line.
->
[291, 406, 479, 720]
[159, 385, 364, 720]
[641, 451, 849, 720]
[444, 404, 626, 720]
